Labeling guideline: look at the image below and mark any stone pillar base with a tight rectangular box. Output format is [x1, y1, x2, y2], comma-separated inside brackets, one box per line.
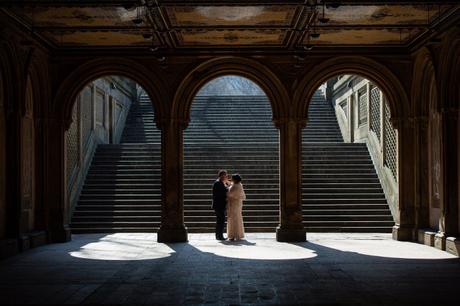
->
[157, 227, 188, 243]
[417, 229, 436, 246]
[392, 225, 414, 241]
[434, 233, 446, 250]
[276, 227, 307, 242]
[446, 237, 460, 256]
[48, 226, 71, 243]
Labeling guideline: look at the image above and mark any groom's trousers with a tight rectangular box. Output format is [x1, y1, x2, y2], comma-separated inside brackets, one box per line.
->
[214, 208, 226, 238]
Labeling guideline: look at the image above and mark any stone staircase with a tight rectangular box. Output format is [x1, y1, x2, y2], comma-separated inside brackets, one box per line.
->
[183, 96, 279, 232]
[71, 91, 393, 234]
[301, 92, 394, 232]
[71, 96, 161, 233]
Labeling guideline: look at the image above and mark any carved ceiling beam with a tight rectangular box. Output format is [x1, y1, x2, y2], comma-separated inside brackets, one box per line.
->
[1, 1, 459, 7]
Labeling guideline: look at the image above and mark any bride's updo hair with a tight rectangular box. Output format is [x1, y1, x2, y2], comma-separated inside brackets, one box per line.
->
[231, 174, 242, 183]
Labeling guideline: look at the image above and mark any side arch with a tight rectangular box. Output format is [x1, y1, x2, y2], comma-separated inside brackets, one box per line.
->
[412, 47, 439, 116]
[438, 28, 460, 109]
[294, 56, 410, 124]
[53, 57, 167, 130]
[172, 57, 290, 125]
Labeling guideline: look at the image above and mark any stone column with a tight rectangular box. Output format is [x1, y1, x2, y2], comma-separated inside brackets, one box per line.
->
[438, 109, 459, 240]
[392, 118, 416, 241]
[4, 107, 21, 240]
[413, 116, 430, 231]
[392, 118, 415, 241]
[43, 116, 71, 243]
[157, 119, 188, 242]
[275, 118, 307, 242]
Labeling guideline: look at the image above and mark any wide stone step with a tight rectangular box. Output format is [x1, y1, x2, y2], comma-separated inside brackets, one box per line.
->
[185, 215, 278, 222]
[304, 226, 392, 233]
[302, 173, 378, 178]
[71, 227, 158, 233]
[302, 182, 381, 188]
[303, 209, 391, 215]
[81, 189, 160, 194]
[72, 216, 161, 222]
[304, 220, 394, 226]
[303, 203, 390, 209]
[75, 205, 160, 210]
[303, 215, 393, 221]
[184, 204, 278, 211]
[302, 188, 383, 193]
[71, 222, 159, 228]
[302, 198, 387, 204]
[185, 198, 279, 204]
[185, 193, 278, 200]
[73, 210, 160, 216]
[78, 199, 161, 204]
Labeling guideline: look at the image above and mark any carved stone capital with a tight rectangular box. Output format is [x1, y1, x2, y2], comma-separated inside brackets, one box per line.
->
[389, 116, 407, 130]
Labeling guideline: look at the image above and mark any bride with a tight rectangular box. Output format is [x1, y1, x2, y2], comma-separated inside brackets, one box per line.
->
[226, 174, 246, 240]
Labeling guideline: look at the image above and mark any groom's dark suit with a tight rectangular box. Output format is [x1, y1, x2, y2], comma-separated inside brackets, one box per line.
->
[212, 179, 228, 239]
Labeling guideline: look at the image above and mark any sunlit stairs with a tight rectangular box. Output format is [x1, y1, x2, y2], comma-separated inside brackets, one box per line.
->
[301, 92, 394, 232]
[71, 95, 161, 233]
[183, 96, 280, 232]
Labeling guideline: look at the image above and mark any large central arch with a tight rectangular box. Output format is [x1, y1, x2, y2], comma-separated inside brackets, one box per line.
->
[172, 57, 289, 124]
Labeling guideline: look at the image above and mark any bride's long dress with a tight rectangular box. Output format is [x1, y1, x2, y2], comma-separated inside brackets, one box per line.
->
[227, 183, 246, 240]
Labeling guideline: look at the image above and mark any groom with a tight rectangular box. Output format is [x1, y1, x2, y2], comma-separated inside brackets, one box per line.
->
[212, 169, 229, 240]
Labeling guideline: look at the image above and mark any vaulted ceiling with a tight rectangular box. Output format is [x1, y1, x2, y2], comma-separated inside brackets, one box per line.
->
[2, 0, 459, 51]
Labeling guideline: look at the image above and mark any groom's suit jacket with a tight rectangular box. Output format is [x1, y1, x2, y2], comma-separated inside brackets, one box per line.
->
[212, 179, 228, 210]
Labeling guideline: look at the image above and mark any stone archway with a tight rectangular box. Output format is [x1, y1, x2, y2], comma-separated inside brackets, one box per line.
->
[169, 57, 306, 242]
[411, 48, 440, 233]
[181, 75, 280, 233]
[54, 57, 167, 130]
[172, 57, 290, 124]
[46, 57, 167, 242]
[294, 56, 408, 122]
[294, 56, 413, 240]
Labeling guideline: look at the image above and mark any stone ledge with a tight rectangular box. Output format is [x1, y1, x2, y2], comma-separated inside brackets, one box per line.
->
[417, 229, 436, 246]
[434, 233, 446, 250]
[392, 225, 414, 241]
[446, 237, 460, 256]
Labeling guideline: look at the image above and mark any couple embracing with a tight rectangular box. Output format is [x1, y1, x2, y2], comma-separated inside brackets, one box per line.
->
[212, 170, 246, 241]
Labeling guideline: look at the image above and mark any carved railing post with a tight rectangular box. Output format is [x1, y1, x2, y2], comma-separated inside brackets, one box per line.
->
[157, 118, 188, 242]
[275, 118, 307, 242]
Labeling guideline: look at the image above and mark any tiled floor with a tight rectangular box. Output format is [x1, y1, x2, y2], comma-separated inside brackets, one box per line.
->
[0, 233, 459, 305]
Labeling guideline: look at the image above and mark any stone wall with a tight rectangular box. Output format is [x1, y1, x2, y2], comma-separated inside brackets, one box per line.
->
[66, 76, 136, 216]
[0, 71, 5, 240]
[328, 76, 399, 220]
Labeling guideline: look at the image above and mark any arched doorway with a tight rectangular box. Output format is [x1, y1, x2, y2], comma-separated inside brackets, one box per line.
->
[302, 75, 398, 232]
[183, 75, 280, 232]
[66, 76, 161, 233]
